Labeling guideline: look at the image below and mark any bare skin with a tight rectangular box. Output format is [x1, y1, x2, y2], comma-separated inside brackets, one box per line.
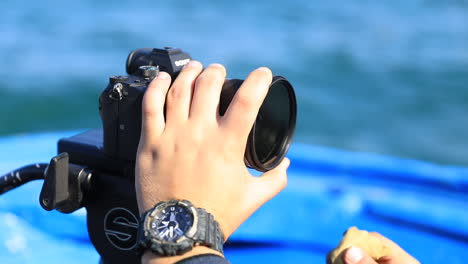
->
[340, 232, 420, 264]
[135, 61, 290, 264]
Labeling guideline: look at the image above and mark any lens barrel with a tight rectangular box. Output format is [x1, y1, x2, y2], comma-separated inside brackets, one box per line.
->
[220, 76, 297, 171]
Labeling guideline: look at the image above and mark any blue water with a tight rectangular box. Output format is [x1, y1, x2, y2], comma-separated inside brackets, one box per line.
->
[1, 0, 468, 166]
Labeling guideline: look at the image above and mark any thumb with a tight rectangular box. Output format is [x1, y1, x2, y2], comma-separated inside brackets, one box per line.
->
[343, 247, 378, 264]
[249, 158, 290, 204]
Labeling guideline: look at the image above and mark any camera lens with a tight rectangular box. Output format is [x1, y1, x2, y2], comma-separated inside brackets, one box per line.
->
[220, 76, 297, 172]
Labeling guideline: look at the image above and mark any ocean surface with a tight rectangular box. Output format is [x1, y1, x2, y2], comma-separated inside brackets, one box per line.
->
[1, 0, 467, 166]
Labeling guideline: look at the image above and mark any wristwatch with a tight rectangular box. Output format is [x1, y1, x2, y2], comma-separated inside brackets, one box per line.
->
[136, 200, 224, 257]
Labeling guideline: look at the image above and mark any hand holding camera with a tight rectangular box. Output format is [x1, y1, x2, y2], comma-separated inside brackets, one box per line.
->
[136, 61, 291, 235]
[136, 62, 291, 263]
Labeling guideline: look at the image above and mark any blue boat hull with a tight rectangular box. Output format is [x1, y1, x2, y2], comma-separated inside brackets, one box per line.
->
[0, 131, 467, 264]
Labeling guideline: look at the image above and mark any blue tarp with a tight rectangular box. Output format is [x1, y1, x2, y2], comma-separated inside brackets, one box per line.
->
[0, 131, 467, 264]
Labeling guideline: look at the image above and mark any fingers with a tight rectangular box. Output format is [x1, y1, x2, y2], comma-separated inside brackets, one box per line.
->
[341, 235, 421, 264]
[140, 71, 172, 144]
[343, 247, 378, 264]
[248, 157, 290, 205]
[165, 60, 203, 127]
[190, 63, 226, 121]
[222, 67, 273, 138]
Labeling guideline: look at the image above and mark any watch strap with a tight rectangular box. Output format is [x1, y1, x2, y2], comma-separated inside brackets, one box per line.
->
[136, 210, 150, 257]
[192, 208, 224, 254]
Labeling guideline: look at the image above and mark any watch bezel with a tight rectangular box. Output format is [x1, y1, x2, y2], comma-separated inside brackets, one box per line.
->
[142, 200, 198, 256]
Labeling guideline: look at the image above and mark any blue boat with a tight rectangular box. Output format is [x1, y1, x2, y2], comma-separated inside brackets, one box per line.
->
[0, 131, 467, 264]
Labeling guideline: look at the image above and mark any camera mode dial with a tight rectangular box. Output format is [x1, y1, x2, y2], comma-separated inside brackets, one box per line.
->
[138, 65, 159, 80]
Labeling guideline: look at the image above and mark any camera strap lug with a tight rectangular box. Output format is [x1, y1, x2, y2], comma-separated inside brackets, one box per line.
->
[109, 83, 124, 100]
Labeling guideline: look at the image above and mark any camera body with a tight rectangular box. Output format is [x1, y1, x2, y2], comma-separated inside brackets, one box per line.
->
[100, 47, 191, 161]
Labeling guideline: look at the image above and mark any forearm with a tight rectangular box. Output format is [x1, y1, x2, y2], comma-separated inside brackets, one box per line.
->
[142, 246, 225, 264]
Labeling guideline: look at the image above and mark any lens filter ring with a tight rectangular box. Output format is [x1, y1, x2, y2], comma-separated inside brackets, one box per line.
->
[245, 76, 297, 172]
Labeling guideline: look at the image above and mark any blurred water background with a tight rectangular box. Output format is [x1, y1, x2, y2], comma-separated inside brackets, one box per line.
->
[1, 0, 467, 166]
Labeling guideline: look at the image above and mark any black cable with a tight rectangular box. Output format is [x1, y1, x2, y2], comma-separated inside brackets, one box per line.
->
[0, 163, 48, 195]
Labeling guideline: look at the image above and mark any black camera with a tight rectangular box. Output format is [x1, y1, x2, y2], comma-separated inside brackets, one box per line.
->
[100, 47, 297, 171]
[3, 47, 296, 264]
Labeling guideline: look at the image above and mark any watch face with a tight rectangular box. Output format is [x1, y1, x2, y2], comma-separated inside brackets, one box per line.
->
[150, 204, 194, 242]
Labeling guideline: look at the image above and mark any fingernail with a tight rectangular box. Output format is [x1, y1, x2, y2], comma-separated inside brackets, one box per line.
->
[282, 157, 290, 169]
[184, 60, 200, 69]
[209, 63, 223, 68]
[257, 67, 272, 74]
[345, 247, 364, 264]
[157, 71, 169, 79]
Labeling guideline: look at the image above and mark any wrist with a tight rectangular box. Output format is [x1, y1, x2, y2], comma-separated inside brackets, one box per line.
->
[142, 246, 224, 264]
